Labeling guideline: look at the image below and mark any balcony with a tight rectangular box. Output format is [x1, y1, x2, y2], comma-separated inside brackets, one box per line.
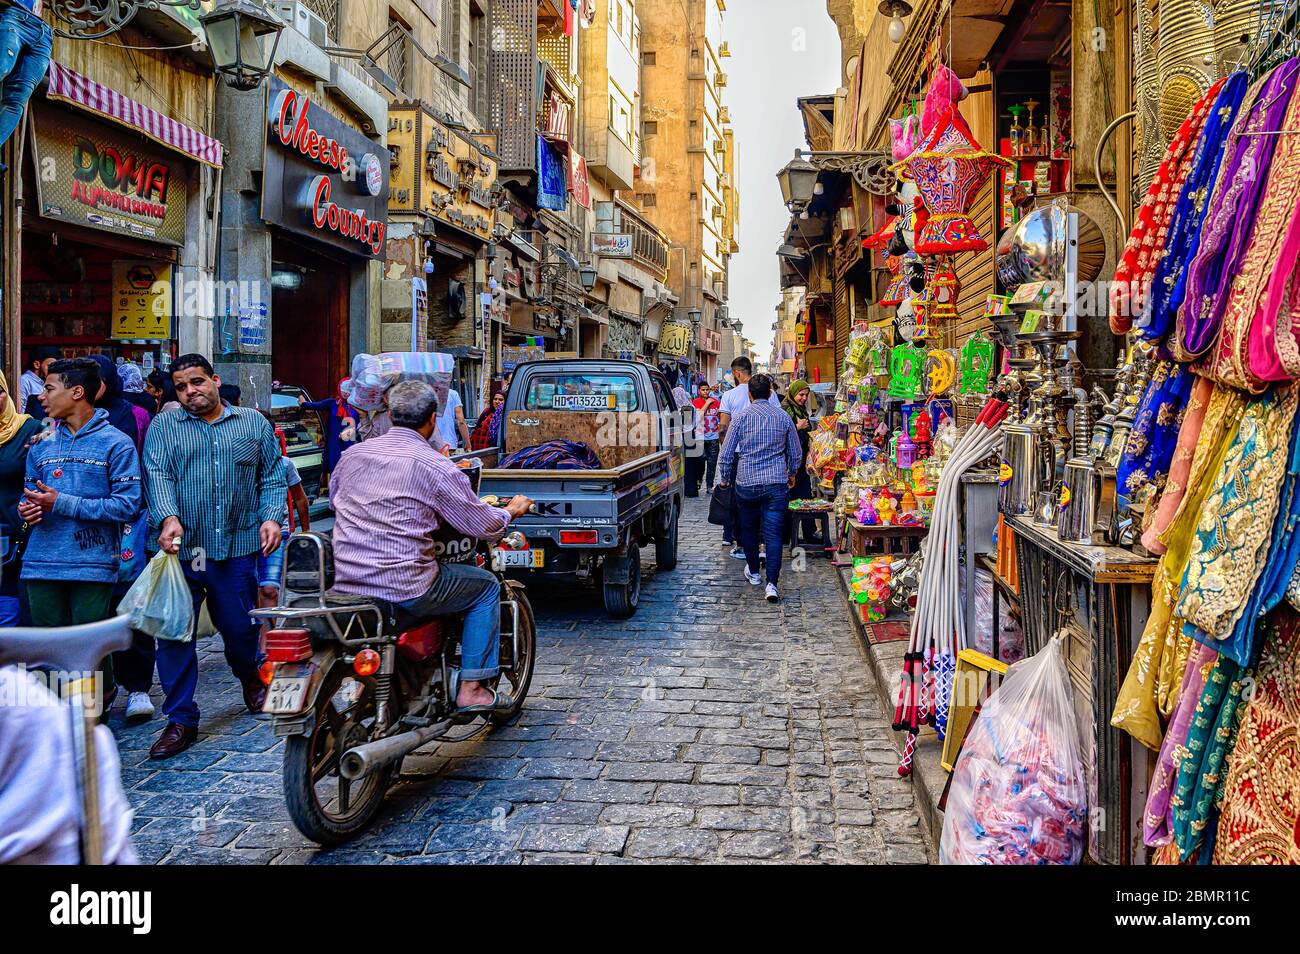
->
[614, 200, 669, 281]
[715, 71, 728, 88]
[489, 0, 578, 173]
[718, 106, 731, 124]
[585, 127, 637, 191]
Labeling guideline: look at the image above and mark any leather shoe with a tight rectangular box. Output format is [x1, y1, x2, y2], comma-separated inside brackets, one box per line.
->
[149, 722, 198, 760]
[242, 678, 267, 715]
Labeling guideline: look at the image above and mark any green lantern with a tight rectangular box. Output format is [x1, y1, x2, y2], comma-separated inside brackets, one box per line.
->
[960, 330, 995, 394]
[888, 342, 925, 401]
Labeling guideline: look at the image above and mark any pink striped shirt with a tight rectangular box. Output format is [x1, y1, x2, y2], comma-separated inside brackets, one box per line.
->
[330, 427, 511, 601]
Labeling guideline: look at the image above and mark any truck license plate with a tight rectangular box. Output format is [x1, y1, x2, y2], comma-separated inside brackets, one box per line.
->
[264, 662, 314, 714]
[493, 548, 543, 570]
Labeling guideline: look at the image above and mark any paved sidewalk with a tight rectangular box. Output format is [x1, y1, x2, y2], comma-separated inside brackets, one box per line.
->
[110, 495, 930, 864]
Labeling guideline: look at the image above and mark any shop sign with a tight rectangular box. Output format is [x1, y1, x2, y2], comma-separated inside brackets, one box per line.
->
[388, 103, 497, 242]
[501, 341, 545, 370]
[32, 104, 188, 247]
[698, 328, 721, 354]
[659, 320, 693, 358]
[262, 78, 389, 258]
[592, 232, 633, 258]
[111, 260, 173, 339]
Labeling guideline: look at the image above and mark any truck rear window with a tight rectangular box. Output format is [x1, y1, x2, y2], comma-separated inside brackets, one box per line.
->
[522, 373, 640, 411]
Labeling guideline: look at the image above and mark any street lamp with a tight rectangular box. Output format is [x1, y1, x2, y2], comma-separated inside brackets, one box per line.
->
[201, 0, 286, 91]
[776, 150, 819, 209]
[879, 0, 913, 44]
[687, 308, 702, 324]
[579, 262, 598, 292]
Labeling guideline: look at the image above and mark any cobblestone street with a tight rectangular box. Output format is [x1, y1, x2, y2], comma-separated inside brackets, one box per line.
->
[111, 496, 930, 864]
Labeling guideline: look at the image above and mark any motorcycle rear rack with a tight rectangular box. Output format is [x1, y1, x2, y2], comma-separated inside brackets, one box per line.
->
[251, 603, 386, 647]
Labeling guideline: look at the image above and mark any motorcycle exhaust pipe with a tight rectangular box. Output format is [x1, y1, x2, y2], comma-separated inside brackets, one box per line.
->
[339, 719, 453, 781]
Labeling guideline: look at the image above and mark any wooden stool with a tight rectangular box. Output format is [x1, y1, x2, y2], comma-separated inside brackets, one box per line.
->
[847, 519, 928, 558]
[790, 510, 832, 556]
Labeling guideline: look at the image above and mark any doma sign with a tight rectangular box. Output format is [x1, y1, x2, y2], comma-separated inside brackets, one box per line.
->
[261, 79, 389, 258]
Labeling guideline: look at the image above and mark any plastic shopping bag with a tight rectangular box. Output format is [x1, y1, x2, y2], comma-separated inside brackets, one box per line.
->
[117, 551, 194, 643]
[940, 635, 1087, 865]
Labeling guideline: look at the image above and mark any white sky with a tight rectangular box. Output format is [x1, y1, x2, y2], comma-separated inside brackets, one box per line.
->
[726, 0, 842, 359]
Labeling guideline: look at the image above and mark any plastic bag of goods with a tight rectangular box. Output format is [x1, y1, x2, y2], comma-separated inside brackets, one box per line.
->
[348, 353, 397, 410]
[378, 352, 454, 407]
[940, 636, 1087, 865]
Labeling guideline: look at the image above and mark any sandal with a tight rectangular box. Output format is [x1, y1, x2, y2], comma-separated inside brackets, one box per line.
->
[454, 689, 514, 714]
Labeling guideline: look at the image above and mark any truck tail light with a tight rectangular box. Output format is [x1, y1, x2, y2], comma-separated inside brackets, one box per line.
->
[264, 629, 312, 662]
[559, 530, 599, 544]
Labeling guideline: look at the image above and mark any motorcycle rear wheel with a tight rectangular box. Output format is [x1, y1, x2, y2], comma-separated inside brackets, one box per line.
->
[489, 582, 536, 726]
[284, 666, 393, 845]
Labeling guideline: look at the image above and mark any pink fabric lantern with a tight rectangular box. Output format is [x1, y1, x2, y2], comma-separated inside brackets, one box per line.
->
[900, 105, 1011, 255]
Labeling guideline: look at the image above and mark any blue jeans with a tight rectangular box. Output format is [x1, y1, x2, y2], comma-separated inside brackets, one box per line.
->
[737, 482, 790, 585]
[155, 554, 261, 728]
[0, 594, 20, 627]
[0, 7, 52, 151]
[398, 563, 500, 681]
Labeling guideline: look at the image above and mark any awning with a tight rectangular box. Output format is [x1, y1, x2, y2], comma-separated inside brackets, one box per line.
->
[46, 62, 223, 168]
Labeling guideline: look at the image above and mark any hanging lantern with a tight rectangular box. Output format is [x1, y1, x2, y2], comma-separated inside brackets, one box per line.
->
[889, 341, 926, 400]
[959, 330, 995, 394]
[895, 297, 917, 342]
[863, 216, 899, 250]
[927, 257, 961, 321]
[879, 255, 908, 306]
[898, 105, 1012, 254]
[910, 285, 932, 341]
[924, 348, 956, 396]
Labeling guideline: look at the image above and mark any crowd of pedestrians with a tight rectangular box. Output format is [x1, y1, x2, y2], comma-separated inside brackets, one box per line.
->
[1, 354, 288, 760]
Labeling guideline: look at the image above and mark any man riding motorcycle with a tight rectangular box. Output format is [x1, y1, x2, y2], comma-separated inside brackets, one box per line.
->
[329, 380, 531, 712]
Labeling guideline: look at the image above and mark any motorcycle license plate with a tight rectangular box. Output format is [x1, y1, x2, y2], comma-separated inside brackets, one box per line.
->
[264, 663, 314, 715]
[493, 548, 543, 570]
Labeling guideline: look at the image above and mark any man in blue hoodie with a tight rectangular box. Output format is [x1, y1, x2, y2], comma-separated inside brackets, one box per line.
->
[18, 358, 143, 701]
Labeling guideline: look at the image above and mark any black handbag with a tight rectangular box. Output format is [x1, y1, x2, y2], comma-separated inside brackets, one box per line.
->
[707, 453, 740, 526]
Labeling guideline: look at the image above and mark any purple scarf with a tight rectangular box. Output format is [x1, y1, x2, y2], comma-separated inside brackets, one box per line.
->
[1177, 59, 1300, 358]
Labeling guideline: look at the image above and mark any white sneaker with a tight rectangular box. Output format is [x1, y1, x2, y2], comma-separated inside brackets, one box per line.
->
[765, 583, 780, 603]
[729, 544, 747, 559]
[125, 691, 155, 724]
[745, 568, 762, 586]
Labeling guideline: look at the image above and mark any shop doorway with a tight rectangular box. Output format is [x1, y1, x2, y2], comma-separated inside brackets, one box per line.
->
[271, 237, 349, 405]
[20, 227, 178, 390]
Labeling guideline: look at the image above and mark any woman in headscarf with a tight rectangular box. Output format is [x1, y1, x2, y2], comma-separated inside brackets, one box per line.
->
[88, 355, 147, 453]
[782, 379, 820, 545]
[117, 362, 156, 413]
[0, 371, 44, 626]
[470, 389, 507, 451]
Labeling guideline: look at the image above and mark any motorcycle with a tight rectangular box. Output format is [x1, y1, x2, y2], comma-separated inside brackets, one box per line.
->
[251, 473, 537, 845]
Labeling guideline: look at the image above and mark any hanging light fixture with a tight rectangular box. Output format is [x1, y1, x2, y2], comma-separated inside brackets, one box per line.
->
[200, 0, 286, 91]
[776, 150, 820, 209]
[878, 0, 914, 44]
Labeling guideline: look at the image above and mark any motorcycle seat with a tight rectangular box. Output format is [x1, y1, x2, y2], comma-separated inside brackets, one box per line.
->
[323, 590, 453, 635]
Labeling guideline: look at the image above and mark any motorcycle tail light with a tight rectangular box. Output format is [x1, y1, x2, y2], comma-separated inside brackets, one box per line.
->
[264, 629, 312, 662]
[559, 530, 598, 544]
[258, 660, 275, 686]
[354, 648, 381, 677]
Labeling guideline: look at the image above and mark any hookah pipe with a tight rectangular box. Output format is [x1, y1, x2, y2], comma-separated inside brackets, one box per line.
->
[893, 396, 1010, 775]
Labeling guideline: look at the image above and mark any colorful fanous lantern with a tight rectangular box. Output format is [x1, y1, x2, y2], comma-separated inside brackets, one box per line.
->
[889, 341, 926, 401]
[959, 330, 995, 394]
[879, 255, 908, 307]
[927, 257, 961, 321]
[898, 104, 1012, 255]
[862, 216, 898, 251]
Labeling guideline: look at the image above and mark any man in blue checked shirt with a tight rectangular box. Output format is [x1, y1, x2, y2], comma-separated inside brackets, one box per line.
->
[717, 374, 802, 603]
[142, 354, 287, 759]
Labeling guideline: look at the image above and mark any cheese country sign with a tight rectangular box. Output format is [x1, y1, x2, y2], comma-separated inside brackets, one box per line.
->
[261, 78, 389, 258]
[387, 102, 497, 242]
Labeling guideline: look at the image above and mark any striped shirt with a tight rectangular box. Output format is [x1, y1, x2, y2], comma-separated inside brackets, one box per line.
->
[330, 427, 512, 602]
[718, 400, 803, 488]
[143, 404, 287, 561]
